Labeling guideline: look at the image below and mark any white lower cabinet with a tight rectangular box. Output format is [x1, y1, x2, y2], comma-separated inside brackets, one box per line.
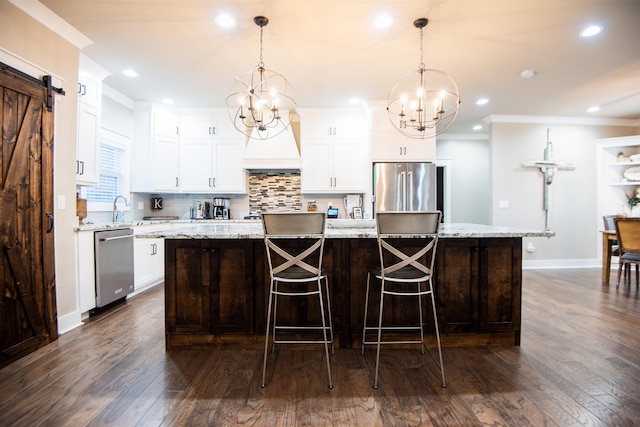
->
[133, 226, 165, 291]
[76, 230, 96, 314]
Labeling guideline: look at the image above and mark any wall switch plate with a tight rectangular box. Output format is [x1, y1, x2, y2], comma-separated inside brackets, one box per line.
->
[57, 195, 66, 210]
[138, 201, 144, 210]
[498, 200, 509, 209]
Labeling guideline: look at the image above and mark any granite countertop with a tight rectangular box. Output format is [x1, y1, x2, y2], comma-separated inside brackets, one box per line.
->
[135, 220, 553, 239]
[74, 218, 258, 232]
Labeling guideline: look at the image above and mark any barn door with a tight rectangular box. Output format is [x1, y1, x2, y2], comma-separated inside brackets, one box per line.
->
[0, 66, 57, 369]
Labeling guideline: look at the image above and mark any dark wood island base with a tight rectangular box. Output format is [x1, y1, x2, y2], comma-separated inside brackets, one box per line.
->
[164, 236, 523, 350]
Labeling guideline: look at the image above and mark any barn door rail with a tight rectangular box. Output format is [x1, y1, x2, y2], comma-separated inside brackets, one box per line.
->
[0, 61, 66, 111]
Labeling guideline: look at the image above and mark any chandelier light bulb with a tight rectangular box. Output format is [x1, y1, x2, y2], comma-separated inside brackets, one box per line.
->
[387, 18, 460, 138]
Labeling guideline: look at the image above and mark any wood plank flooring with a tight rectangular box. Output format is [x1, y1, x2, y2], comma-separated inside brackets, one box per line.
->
[1, 268, 638, 426]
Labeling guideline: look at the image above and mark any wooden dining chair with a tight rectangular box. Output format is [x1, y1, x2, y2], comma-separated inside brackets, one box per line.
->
[613, 216, 640, 288]
[603, 214, 629, 281]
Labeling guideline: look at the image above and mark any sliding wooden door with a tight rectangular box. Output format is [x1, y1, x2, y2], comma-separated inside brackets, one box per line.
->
[0, 66, 57, 369]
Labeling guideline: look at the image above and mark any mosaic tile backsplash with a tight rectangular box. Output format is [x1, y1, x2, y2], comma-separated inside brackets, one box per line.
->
[248, 172, 302, 214]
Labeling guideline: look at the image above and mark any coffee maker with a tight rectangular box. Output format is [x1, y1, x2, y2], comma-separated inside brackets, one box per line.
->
[213, 198, 230, 220]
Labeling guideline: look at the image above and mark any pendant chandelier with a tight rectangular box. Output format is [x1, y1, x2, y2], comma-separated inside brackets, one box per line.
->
[387, 18, 461, 138]
[226, 16, 296, 140]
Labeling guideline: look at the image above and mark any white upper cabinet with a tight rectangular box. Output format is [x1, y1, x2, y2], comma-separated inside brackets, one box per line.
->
[76, 55, 110, 186]
[179, 108, 246, 194]
[369, 100, 435, 162]
[299, 108, 369, 193]
[75, 69, 102, 185]
[76, 99, 100, 185]
[132, 103, 181, 192]
[77, 68, 101, 109]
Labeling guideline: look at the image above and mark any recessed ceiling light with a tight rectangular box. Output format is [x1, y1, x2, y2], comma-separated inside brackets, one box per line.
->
[476, 98, 489, 106]
[587, 106, 600, 113]
[161, 98, 175, 105]
[581, 25, 603, 37]
[215, 13, 236, 28]
[473, 125, 483, 131]
[373, 13, 393, 29]
[520, 69, 537, 79]
[122, 69, 138, 78]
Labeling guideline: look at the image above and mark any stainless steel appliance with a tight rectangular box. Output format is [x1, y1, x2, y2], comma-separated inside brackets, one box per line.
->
[372, 162, 436, 215]
[213, 198, 230, 219]
[94, 228, 134, 308]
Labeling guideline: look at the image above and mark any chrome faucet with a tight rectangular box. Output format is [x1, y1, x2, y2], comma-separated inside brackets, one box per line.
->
[112, 195, 129, 223]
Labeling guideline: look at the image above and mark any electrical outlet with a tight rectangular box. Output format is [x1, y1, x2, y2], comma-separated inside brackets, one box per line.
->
[138, 201, 144, 210]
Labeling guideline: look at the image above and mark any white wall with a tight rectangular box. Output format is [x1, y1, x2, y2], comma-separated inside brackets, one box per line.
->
[1, 1, 81, 330]
[489, 122, 638, 267]
[437, 136, 491, 224]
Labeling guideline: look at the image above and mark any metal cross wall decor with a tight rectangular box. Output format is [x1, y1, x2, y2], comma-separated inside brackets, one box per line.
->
[521, 129, 575, 231]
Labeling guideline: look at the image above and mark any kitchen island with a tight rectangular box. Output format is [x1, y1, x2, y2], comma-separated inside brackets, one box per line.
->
[138, 221, 552, 349]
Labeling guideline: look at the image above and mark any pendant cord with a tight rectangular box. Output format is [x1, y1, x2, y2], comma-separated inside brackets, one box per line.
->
[258, 25, 265, 69]
[419, 26, 425, 70]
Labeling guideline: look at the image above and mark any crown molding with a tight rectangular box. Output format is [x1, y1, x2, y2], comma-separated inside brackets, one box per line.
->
[483, 114, 639, 127]
[8, 0, 93, 49]
[436, 133, 489, 141]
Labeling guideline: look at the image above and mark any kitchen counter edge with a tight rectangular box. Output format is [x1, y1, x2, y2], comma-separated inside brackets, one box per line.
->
[134, 222, 554, 239]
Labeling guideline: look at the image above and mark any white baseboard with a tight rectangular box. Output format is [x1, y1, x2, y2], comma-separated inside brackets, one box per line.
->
[523, 258, 601, 269]
[57, 310, 83, 335]
[128, 279, 163, 299]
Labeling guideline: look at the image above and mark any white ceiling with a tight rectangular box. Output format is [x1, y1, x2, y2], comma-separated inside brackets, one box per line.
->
[39, 0, 640, 134]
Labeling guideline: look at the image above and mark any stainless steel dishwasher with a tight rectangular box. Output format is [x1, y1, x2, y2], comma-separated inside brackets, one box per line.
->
[94, 228, 135, 308]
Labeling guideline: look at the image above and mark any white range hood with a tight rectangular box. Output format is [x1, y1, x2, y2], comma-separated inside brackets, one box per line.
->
[242, 123, 301, 170]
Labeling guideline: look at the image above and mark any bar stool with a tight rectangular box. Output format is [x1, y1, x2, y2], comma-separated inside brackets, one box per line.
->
[261, 212, 334, 389]
[361, 211, 445, 389]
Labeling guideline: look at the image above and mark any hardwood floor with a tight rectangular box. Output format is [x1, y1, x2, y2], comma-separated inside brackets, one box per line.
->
[1, 268, 638, 426]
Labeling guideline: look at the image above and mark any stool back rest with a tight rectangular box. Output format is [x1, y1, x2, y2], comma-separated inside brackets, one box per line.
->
[614, 216, 640, 254]
[375, 211, 441, 276]
[262, 212, 327, 277]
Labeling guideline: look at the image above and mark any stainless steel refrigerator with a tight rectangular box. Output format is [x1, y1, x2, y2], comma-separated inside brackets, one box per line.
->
[372, 162, 436, 215]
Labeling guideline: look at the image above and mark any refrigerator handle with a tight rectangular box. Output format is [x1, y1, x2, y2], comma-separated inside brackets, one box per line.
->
[400, 171, 407, 211]
[407, 170, 413, 210]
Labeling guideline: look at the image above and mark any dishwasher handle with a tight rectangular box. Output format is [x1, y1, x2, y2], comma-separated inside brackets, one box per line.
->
[99, 234, 134, 242]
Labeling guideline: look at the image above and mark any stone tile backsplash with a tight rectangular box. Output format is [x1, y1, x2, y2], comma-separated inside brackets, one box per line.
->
[248, 172, 302, 214]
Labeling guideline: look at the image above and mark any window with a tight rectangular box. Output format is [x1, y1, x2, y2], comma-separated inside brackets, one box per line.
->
[85, 129, 130, 211]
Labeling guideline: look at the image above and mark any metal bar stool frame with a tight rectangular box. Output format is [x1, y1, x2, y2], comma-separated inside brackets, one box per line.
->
[361, 211, 446, 389]
[261, 212, 334, 389]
